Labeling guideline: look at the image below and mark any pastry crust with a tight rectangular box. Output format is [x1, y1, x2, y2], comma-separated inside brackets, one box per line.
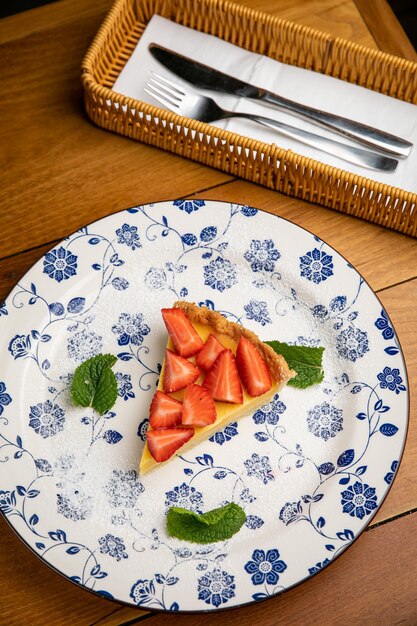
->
[174, 301, 296, 384]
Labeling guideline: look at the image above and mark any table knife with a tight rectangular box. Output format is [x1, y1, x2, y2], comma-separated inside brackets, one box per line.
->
[149, 44, 412, 158]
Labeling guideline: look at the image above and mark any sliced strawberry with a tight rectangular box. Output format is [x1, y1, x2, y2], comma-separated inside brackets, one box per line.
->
[161, 308, 203, 358]
[203, 349, 243, 404]
[182, 384, 217, 427]
[236, 336, 272, 397]
[163, 349, 200, 393]
[149, 391, 183, 429]
[146, 428, 194, 462]
[196, 334, 226, 371]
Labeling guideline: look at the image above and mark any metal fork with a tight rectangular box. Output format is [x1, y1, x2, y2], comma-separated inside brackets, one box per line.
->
[145, 72, 398, 172]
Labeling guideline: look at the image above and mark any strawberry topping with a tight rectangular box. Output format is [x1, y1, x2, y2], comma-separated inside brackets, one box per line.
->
[182, 383, 217, 427]
[161, 307, 204, 358]
[196, 334, 226, 371]
[203, 349, 243, 404]
[149, 391, 183, 429]
[236, 336, 272, 397]
[163, 349, 200, 393]
[146, 428, 194, 462]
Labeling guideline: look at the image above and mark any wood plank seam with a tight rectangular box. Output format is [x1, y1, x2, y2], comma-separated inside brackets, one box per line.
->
[0, 239, 62, 264]
[184, 179, 238, 197]
[368, 505, 417, 529]
[90, 610, 154, 626]
[89, 608, 127, 625]
[114, 613, 155, 626]
[375, 276, 417, 294]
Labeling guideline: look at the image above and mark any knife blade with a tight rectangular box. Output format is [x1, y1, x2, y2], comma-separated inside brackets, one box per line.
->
[149, 44, 412, 157]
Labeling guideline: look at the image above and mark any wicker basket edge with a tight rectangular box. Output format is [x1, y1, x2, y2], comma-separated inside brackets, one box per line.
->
[80, 0, 417, 237]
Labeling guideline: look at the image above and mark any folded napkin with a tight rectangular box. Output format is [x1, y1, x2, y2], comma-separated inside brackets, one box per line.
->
[113, 15, 417, 193]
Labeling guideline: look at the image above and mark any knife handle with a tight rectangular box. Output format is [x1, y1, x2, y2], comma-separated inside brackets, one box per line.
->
[257, 92, 412, 158]
[239, 113, 398, 171]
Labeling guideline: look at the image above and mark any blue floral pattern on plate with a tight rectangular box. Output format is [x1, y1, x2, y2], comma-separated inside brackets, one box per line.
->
[377, 366, 406, 394]
[28, 400, 65, 439]
[299, 248, 333, 284]
[43, 246, 78, 283]
[197, 569, 236, 607]
[98, 533, 128, 561]
[203, 257, 237, 292]
[244, 548, 287, 586]
[0, 382, 12, 416]
[116, 224, 141, 251]
[341, 481, 378, 519]
[0, 200, 408, 612]
[307, 402, 343, 441]
[244, 299, 271, 326]
[164, 483, 204, 514]
[244, 239, 280, 273]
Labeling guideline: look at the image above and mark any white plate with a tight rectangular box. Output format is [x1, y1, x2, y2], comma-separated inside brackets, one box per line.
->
[0, 200, 408, 612]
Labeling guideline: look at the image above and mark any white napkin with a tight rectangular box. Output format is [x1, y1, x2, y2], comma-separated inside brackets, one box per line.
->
[113, 15, 417, 192]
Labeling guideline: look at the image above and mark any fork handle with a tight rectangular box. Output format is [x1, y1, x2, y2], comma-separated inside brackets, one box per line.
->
[235, 112, 398, 171]
[255, 92, 411, 158]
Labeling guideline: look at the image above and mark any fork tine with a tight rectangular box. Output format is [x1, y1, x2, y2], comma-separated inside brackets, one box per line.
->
[144, 82, 180, 109]
[150, 72, 186, 96]
[147, 76, 182, 100]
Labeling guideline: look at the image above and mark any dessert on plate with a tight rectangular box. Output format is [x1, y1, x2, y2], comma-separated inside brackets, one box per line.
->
[139, 301, 295, 474]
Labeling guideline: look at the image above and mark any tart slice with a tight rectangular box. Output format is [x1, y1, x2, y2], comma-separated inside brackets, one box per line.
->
[139, 301, 296, 474]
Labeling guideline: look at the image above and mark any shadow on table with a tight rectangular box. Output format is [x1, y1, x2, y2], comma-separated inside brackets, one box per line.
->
[0, 0, 59, 19]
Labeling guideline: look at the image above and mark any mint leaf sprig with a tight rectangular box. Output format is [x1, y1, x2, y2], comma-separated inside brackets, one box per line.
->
[267, 341, 325, 389]
[71, 353, 118, 415]
[166, 502, 246, 543]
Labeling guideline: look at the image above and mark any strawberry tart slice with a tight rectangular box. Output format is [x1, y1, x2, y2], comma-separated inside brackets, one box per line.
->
[139, 301, 296, 474]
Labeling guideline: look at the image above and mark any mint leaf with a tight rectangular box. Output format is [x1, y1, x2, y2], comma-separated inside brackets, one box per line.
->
[71, 354, 118, 415]
[266, 341, 325, 389]
[166, 502, 246, 543]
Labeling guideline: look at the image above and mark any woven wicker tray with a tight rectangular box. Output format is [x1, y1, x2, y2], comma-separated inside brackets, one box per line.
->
[81, 0, 417, 237]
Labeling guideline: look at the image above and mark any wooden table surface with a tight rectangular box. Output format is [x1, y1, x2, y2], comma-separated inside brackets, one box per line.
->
[1, 0, 416, 624]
